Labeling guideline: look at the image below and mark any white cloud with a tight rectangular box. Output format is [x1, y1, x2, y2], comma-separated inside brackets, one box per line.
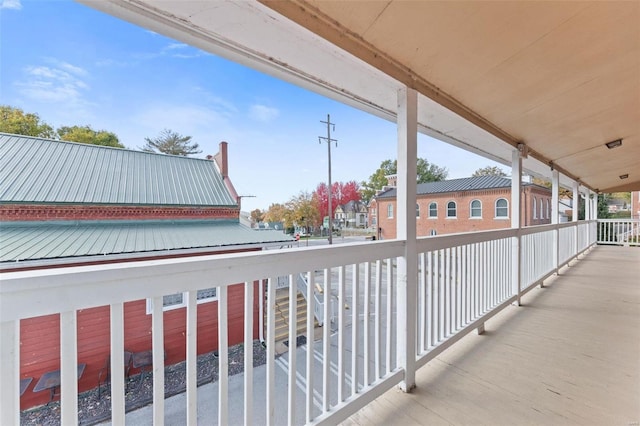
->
[15, 61, 91, 107]
[1, 0, 22, 10]
[165, 43, 188, 50]
[249, 104, 279, 123]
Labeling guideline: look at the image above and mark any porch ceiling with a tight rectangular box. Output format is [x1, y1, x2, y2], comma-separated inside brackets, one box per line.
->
[83, 1, 639, 193]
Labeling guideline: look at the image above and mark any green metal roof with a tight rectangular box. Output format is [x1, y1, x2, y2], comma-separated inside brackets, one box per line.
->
[0, 220, 292, 263]
[0, 133, 236, 206]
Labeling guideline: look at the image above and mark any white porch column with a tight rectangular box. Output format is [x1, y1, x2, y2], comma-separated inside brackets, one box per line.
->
[572, 181, 580, 261]
[593, 191, 598, 220]
[396, 85, 417, 392]
[510, 149, 522, 305]
[572, 182, 579, 222]
[552, 169, 560, 274]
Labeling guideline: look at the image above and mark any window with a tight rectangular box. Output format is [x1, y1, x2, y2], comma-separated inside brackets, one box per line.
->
[371, 208, 377, 216]
[428, 202, 437, 218]
[416, 203, 420, 218]
[496, 198, 508, 218]
[470, 200, 482, 218]
[447, 201, 457, 218]
[371, 217, 377, 225]
[540, 199, 544, 220]
[547, 199, 551, 219]
[533, 197, 537, 219]
[429, 229, 437, 236]
[150, 288, 218, 313]
[387, 204, 394, 218]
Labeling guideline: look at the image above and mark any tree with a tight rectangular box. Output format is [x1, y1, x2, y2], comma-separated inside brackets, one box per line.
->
[287, 191, 320, 232]
[141, 129, 201, 156]
[264, 203, 289, 224]
[360, 158, 448, 203]
[57, 125, 124, 148]
[313, 180, 361, 220]
[0, 105, 55, 138]
[472, 166, 507, 177]
[250, 208, 264, 224]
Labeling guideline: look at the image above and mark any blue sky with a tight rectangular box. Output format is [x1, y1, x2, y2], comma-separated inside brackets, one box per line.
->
[0, 0, 506, 212]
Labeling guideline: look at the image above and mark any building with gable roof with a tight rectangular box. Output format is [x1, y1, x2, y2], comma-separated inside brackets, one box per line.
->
[0, 132, 292, 409]
[334, 200, 368, 229]
[370, 176, 551, 240]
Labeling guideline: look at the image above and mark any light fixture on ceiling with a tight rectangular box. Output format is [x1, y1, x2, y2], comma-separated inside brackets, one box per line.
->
[619, 174, 629, 180]
[605, 139, 623, 149]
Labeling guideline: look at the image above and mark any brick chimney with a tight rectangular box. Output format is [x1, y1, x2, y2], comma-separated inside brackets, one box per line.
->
[385, 174, 397, 187]
[213, 141, 228, 178]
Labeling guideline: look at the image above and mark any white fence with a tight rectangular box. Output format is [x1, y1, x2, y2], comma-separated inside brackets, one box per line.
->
[0, 221, 597, 425]
[597, 219, 640, 246]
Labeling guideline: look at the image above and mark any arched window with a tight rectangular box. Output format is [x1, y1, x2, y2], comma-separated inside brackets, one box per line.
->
[416, 203, 420, 218]
[495, 198, 508, 218]
[428, 202, 437, 218]
[447, 201, 457, 218]
[540, 198, 544, 220]
[470, 199, 482, 218]
[429, 229, 437, 236]
[547, 199, 551, 219]
[387, 204, 394, 218]
[533, 197, 537, 219]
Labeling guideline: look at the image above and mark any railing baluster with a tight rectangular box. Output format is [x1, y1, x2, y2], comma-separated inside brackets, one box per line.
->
[244, 282, 254, 426]
[437, 249, 444, 342]
[186, 292, 197, 426]
[151, 296, 165, 425]
[461, 245, 467, 327]
[322, 268, 330, 413]
[338, 265, 346, 401]
[110, 303, 126, 425]
[351, 263, 359, 397]
[0, 320, 19, 426]
[363, 262, 371, 386]
[218, 286, 229, 426]
[60, 310, 79, 425]
[374, 260, 382, 379]
[427, 252, 434, 348]
[266, 278, 276, 426]
[288, 274, 297, 426]
[386, 259, 392, 373]
[445, 247, 451, 337]
[419, 253, 426, 353]
[305, 271, 314, 423]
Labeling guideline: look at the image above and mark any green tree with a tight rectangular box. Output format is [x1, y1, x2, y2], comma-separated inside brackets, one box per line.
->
[57, 125, 124, 148]
[141, 129, 201, 156]
[0, 105, 55, 138]
[472, 166, 507, 177]
[360, 158, 448, 203]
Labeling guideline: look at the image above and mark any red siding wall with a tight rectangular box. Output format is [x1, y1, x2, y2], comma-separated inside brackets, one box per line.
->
[19, 281, 261, 410]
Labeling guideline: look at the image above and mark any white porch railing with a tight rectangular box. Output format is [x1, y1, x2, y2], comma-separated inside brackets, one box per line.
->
[0, 221, 598, 425]
[597, 219, 640, 246]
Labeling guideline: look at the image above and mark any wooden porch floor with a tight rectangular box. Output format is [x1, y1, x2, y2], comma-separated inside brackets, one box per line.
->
[342, 245, 640, 426]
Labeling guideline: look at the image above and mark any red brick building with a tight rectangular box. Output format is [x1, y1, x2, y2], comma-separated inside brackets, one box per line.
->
[369, 176, 551, 240]
[0, 133, 291, 409]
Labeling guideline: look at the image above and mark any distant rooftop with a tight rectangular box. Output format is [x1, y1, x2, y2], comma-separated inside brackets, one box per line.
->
[0, 220, 291, 266]
[376, 175, 521, 199]
[0, 133, 236, 207]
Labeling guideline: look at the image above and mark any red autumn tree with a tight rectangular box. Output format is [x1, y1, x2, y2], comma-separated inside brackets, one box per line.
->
[313, 180, 361, 220]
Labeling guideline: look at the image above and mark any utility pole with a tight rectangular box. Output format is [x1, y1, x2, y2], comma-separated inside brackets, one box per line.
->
[319, 114, 337, 245]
